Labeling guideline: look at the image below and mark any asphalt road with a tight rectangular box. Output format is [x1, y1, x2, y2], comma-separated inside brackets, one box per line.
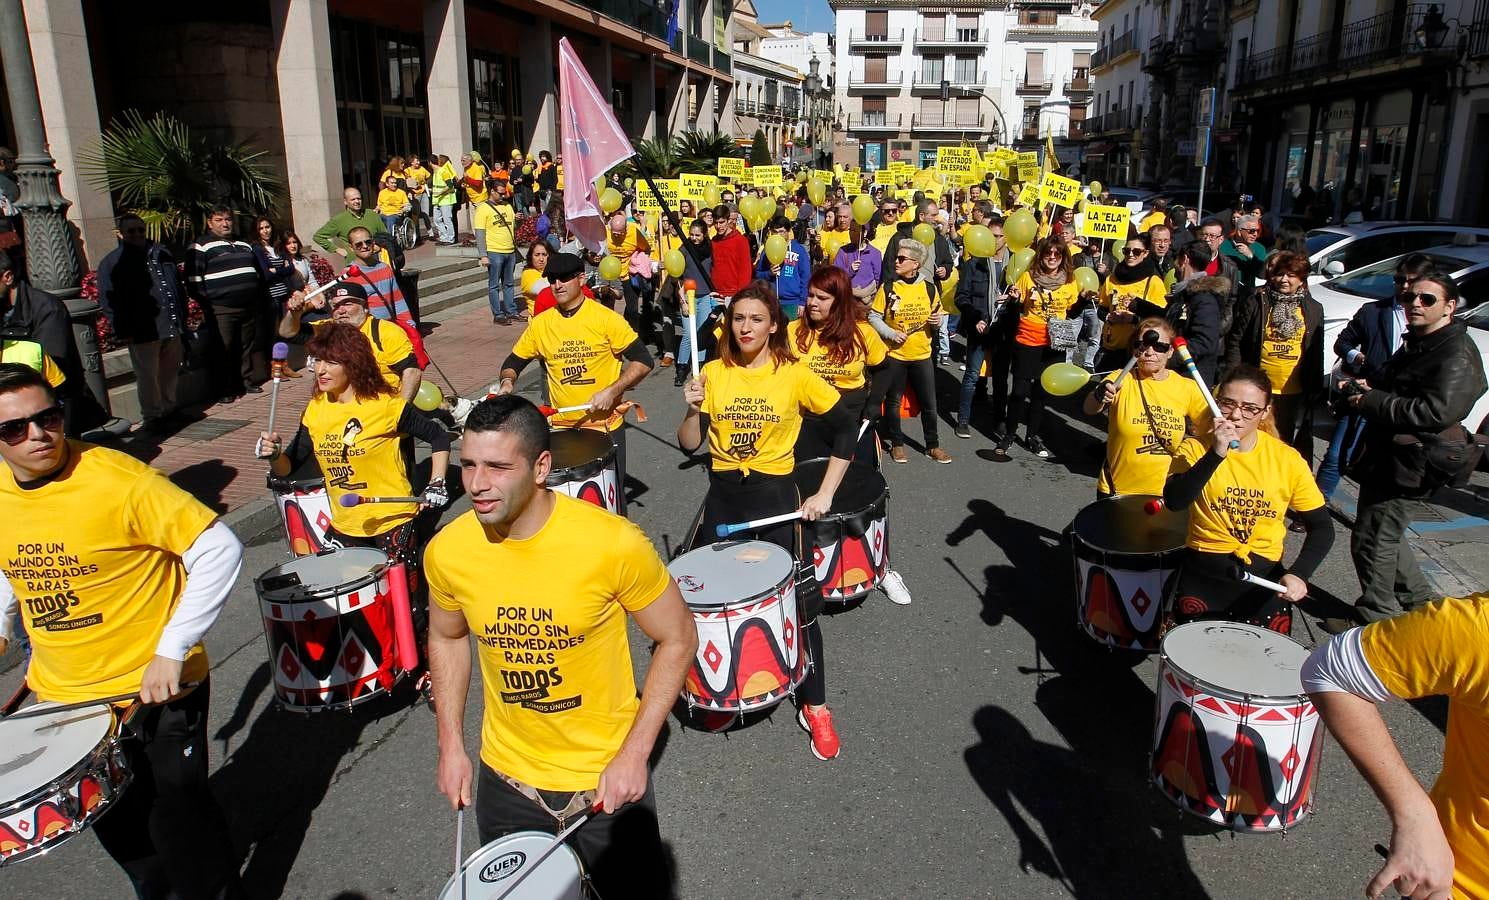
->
[0, 355, 1451, 899]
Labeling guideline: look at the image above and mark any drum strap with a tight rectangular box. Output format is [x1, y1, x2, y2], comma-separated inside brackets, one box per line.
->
[494, 769, 596, 827]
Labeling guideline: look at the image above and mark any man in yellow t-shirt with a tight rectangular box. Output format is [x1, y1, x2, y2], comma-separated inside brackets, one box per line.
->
[479, 181, 522, 324]
[871, 240, 950, 463]
[426, 396, 694, 898]
[497, 253, 653, 510]
[279, 282, 421, 399]
[1303, 596, 1489, 900]
[0, 363, 243, 895]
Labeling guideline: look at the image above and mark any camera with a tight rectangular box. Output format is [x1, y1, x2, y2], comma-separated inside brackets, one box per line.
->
[1338, 379, 1367, 398]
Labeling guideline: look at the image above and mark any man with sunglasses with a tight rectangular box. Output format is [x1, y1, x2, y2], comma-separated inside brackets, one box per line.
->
[0, 252, 103, 436]
[1220, 214, 1268, 288]
[1328, 272, 1488, 633]
[0, 362, 245, 897]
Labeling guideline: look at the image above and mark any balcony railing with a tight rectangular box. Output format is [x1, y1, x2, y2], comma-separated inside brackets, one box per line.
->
[1021, 125, 1040, 140]
[914, 28, 989, 48]
[594, 0, 669, 41]
[1065, 76, 1093, 94]
[1236, 4, 1445, 89]
[1016, 77, 1053, 95]
[848, 30, 905, 49]
[912, 113, 986, 131]
[1144, 36, 1172, 72]
[848, 71, 903, 89]
[1086, 107, 1141, 134]
[1091, 29, 1137, 69]
[1472, 0, 1489, 59]
[847, 113, 904, 130]
[714, 49, 731, 73]
[687, 34, 712, 65]
[1069, 121, 1086, 140]
[912, 73, 987, 93]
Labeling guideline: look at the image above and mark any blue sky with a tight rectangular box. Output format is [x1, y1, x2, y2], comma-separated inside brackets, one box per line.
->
[753, 0, 834, 33]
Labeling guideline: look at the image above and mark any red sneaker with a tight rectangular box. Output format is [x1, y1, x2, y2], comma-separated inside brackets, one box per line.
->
[796, 704, 841, 760]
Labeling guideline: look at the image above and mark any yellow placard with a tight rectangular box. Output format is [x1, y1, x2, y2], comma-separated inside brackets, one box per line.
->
[751, 165, 783, 187]
[1017, 151, 1038, 168]
[717, 157, 745, 180]
[1080, 204, 1132, 240]
[1038, 172, 1082, 208]
[912, 167, 943, 190]
[635, 178, 679, 212]
[1017, 162, 1042, 183]
[1016, 183, 1039, 208]
[841, 172, 863, 196]
[679, 173, 718, 202]
[896, 188, 919, 204]
[736, 167, 754, 186]
[935, 146, 979, 179]
[993, 147, 1020, 165]
[874, 169, 896, 186]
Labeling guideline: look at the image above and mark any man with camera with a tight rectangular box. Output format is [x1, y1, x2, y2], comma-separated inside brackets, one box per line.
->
[1325, 270, 1487, 633]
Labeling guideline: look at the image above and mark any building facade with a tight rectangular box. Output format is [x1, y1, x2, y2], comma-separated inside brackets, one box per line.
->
[4, 0, 736, 267]
[731, 6, 807, 161]
[1085, 0, 1150, 185]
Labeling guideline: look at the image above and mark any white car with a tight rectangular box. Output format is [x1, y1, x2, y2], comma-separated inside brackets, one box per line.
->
[1305, 222, 1489, 285]
[1310, 245, 1489, 432]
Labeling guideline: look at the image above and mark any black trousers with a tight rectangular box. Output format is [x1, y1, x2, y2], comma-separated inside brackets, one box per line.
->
[882, 356, 940, 450]
[91, 678, 241, 900]
[612, 424, 629, 515]
[476, 764, 671, 900]
[689, 470, 827, 706]
[795, 387, 876, 464]
[1008, 343, 1062, 439]
[1170, 549, 1294, 635]
[210, 305, 258, 395]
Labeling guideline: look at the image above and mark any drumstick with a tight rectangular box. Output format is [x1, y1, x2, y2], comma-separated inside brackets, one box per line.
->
[1143, 499, 1164, 515]
[1170, 336, 1239, 450]
[537, 401, 647, 423]
[492, 807, 598, 900]
[857, 419, 871, 441]
[684, 279, 700, 380]
[300, 265, 360, 304]
[455, 805, 465, 900]
[338, 493, 422, 507]
[2, 682, 202, 721]
[715, 510, 803, 538]
[1233, 566, 1294, 596]
[1108, 356, 1139, 392]
[266, 342, 289, 462]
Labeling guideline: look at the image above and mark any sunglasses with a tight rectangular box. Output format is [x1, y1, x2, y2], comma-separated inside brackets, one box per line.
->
[352, 240, 376, 249]
[1218, 397, 1268, 419]
[0, 405, 64, 445]
[1134, 337, 1171, 353]
[894, 255, 916, 263]
[1123, 248, 1146, 256]
[1407, 291, 1445, 307]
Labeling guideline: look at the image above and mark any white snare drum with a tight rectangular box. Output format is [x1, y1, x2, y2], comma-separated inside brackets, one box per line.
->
[1151, 622, 1324, 832]
[438, 831, 587, 899]
[255, 547, 410, 712]
[669, 541, 806, 713]
[268, 474, 333, 557]
[0, 703, 130, 865]
[547, 430, 620, 515]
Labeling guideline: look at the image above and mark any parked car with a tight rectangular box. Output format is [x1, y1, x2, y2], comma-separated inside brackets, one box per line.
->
[1304, 222, 1489, 284]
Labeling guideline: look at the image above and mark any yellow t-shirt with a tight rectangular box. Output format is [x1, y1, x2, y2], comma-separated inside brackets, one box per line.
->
[1139, 210, 1167, 234]
[700, 357, 840, 475]
[606, 222, 645, 258]
[1014, 273, 1081, 347]
[377, 188, 409, 217]
[869, 227, 895, 256]
[1169, 431, 1325, 562]
[786, 319, 887, 391]
[872, 280, 938, 362]
[480, 202, 518, 254]
[404, 164, 429, 194]
[464, 164, 488, 204]
[0, 442, 214, 703]
[1259, 306, 1306, 396]
[0, 340, 64, 386]
[1360, 595, 1489, 900]
[426, 495, 671, 791]
[1100, 274, 1169, 350]
[312, 317, 414, 389]
[817, 229, 849, 257]
[300, 392, 416, 537]
[1099, 371, 1209, 496]
[511, 300, 639, 431]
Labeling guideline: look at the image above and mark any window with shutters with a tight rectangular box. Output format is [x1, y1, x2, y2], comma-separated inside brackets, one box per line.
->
[865, 56, 888, 83]
[866, 10, 888, 40]
[920, 97, 945, 126]
[1022, 104, 1040, 130]
[956, 98, 978, 126]
[956, 14, 978, 41]
[921, 55, 944, 82]
[863, 96, 887, 126]
[953, 56, 977, 84]
[922, 14, 945, 40]
[1024, 51, 1045, 89]
[1072, 52, 1090, 89]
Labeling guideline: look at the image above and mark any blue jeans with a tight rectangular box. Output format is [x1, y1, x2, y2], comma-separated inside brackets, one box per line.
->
[1070, 304, 1100, 370]
[486, 251, 518, 317]
[959, 341, 989, 426]
[679, 294, 717, 366]
[433, 204, 455, 243]
[1317, 413, 1366, 499]
[380, 213, 401, 234]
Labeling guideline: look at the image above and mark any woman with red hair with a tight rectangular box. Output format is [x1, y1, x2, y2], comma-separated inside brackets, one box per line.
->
[255, 322, 451, 567]
[789, 265, 891, 461]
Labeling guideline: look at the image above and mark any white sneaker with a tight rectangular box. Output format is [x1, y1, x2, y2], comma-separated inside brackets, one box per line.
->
[451, 396, 477, 428]
[881, 569, 912, 605]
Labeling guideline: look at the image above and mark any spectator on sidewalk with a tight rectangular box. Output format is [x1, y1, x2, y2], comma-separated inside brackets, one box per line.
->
[376, 175, 412, 238]
[1221, 215, 1268, 291]
[430, 154, 459, 245]
[461, 151, 490, 246]
[313, 187, 387, 258]
[186, 206, 267, 404]
[279, 281, 421, 401]
[476, 181, 522, 325]
[535, 149, 558, 206]
[1163, 242, 1225, 385]
[96, 213, 189, 432]
[0, 247, 105, 435]
[1326, 271, 1488, 633]
[344, 227, 415, 331]
[252, 217, 297, 318]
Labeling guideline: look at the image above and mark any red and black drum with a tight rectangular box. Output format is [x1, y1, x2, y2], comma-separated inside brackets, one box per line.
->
[793, 458, 890, 603]
[547, 429, 620, 515]
[1068, 495, 1189, 651]
[268, 474, 333, 557]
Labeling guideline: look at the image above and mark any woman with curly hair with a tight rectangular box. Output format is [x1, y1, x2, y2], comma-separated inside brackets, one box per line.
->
[256, 322, 451, 568]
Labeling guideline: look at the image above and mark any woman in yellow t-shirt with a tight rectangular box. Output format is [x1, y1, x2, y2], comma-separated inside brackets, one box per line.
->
[1000, 236, 1090, 462]
[815, 207, 849, 265]
[1083, 318, 1209, 497]
[1225, 250, 1324, 451]
[789, 265, 890, 461]
[871, 239, 949, 464]
[257, 323, 451, 570]
[1098, 233, 1168, 370]
[1162, 365, 1333, 635]
[677, 282, 857, 760]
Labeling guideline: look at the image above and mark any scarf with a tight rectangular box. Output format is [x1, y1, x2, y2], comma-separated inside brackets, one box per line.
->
[1112, 256, 1157, 284]
[1032, 270, 1069, 292]
[1266, 286, 1308, 340]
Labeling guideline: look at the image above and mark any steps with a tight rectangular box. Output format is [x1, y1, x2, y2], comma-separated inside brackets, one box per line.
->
[412, 258, 490, 318]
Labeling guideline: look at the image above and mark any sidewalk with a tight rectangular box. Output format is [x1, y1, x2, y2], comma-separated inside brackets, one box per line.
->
[114, 294, 513, 519]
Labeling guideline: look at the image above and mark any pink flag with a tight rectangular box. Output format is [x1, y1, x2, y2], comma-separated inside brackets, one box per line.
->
[558, 37, 636, 251]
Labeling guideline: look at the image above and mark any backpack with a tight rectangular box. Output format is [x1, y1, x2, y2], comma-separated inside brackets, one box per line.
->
[372, 232, 405, 272]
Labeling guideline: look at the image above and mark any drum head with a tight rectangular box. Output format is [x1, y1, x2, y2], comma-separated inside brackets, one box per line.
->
[0, 704, 112, 797]
[670, 541, 794, 610]
[549, 430, 615, 472]
[257, 547, 388, 597]
[793, 458, 887, 515]
[1162, 622, 1310, 698]
[1071, 496, 1188, 555]
[440, 831, 584, 900]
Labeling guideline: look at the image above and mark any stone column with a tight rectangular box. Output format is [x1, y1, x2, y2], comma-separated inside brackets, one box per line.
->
[17, 0, 113, 267]
[665, 67, 689, 136]
[518, 17, 555, 153]
[423, 0, 473, 232]
[271, 0, 341, 237]
[632, 56, 656, 139]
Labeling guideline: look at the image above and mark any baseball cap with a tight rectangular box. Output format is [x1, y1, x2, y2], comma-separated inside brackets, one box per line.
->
[329, 282, 369, 305]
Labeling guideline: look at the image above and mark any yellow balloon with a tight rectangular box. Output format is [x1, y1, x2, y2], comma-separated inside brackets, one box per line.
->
[738, 195, 759, 221]
[796, 170, 810, 184]
[964, 224, 996, 258]
[761, 198, 778, 221]
[748, 212, 769, 232]
[664, 249, 687, 278]
[785, 203, 799, 221]
[1006, 209, 1037, 250]
[806, 178, 827, 207]
[822, 233, 845, 259]
[413, 379, 443, 412]
[1004, 247, 1036, 286]
[1087, 180, 1104, 196]
[764, 234, 789, 266]
[623, 177, 633, 188]
[852, 194, 876, 226]
[598, 255, 624, 281]
[703, 184, 721, 207]
[1040, 362, 1094, 397]
[912, 223, 937, 246]
[1074, 266, 1101, 295]
[599, 188, 623, 215]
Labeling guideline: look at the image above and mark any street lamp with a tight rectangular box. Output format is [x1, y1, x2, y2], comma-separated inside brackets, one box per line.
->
[805, 54, 830, 168]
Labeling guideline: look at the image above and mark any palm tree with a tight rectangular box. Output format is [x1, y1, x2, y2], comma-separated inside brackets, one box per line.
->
[78, 110, 282, 249]
[621, 137, 681, 179]
[673, 131, 745, 174]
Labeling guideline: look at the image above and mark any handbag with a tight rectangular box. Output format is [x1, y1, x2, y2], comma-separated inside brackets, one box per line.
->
[1393, 425, 1489, 491]
[1047, 317, 1081, 351]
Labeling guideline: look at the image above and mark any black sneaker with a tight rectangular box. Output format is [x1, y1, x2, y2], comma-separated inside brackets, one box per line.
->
[244, 385, 265, 395]
[954, 423, 972, 439]
[1025, 435, 1053, 460]
[673, 369, 688, 387]
[992, 435, 1013, 462]
[989, 423, 1007, 444]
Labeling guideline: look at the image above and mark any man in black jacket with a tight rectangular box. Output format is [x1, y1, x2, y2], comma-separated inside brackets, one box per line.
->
[97, 213, 190, 431]
[1164, 242, 1225, 384]
[1327, 271, 1488, 632]
[953, 213, 1009, 438]
[185, 205, 266, 403]
[0, 253, 105, 435]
